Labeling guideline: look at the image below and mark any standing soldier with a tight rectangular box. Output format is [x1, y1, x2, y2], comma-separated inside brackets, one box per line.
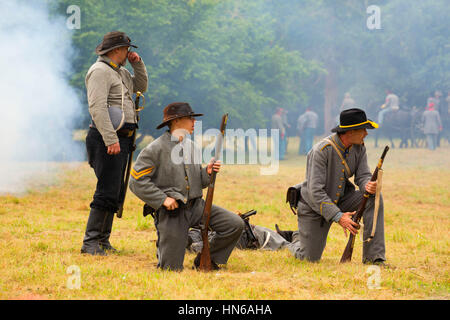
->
[297, 107, 319, 155]
[427, 90, 442, 113]
[81, 31, 148, 256]
[422, 103, 442, 150]
[340, 92, 356, 111]
[129, 102, 244, 271]
[446, 91, 450, 117]
[334, 92, 356, 126]
[271, 108, 287, 160]
[289, 108, 388, 266]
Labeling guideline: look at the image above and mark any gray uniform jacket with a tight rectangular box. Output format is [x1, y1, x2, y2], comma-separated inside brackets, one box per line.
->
[297, 110, 319, 132]
[300, 133, 372, 223]
[129, 131, 210, 211]
[271, 114, 285, 135]
[421, 110, 442, 135]
[85, 55, 148, 146]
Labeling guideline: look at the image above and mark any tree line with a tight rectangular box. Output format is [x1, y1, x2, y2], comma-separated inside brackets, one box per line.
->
[52, 0, 449, 137]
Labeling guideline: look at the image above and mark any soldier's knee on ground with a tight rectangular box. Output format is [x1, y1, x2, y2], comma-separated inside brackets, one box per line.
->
[232, 214, 245, 236]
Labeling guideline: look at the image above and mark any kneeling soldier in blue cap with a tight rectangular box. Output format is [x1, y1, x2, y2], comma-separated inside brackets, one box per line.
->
[289, 108, 388, 265]
[129, 102, 244, 271]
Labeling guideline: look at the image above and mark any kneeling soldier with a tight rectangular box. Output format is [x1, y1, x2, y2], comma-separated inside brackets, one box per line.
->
[289, 108, 387, 265]
[130, 102, 244, 271]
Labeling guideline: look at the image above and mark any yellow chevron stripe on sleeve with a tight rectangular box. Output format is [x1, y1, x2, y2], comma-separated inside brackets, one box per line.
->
[131, 167, 154, 179]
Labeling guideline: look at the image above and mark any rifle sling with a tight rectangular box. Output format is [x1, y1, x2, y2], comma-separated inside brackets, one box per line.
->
[324, 138, 351, 176]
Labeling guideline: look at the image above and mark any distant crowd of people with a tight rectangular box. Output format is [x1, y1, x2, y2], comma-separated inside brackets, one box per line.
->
[272, 89, 449, 157]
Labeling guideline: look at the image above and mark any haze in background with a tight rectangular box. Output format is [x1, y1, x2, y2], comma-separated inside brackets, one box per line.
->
[0, 0, 83, 194]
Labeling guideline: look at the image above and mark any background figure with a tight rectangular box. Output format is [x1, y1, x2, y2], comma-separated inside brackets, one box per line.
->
[335, 92, 356, 126]
[341, 92, 356, 111]
[271, 108, 287, 160]
[282, 109, 291, 152]
[446, 91, 450, 116]
[427, 90, 442, 113]
[427, 91, 443, 146]
[297, 108, 319, 155]
[378, 90, 399, 125]
[422, 103, 442, 150]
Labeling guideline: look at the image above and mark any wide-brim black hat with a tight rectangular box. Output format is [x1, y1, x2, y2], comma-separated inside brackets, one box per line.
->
[157, 102, 203, 129]
[95, 31, 138, 55]
[331, 108, 378, 133]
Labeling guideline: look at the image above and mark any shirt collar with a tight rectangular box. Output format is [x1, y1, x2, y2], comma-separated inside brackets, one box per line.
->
[331, 133, 352, 154]
[98, 55, 121, 71]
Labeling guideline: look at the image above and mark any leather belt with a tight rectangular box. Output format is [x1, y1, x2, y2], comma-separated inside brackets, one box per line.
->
[117, 128, 135, 137]
[181, 198, 199, 209]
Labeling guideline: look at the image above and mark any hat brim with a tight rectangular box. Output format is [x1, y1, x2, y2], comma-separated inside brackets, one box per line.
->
[156, 113, 203, 130]
[331, 119, 378, 133]
[95, 43, 138, 55]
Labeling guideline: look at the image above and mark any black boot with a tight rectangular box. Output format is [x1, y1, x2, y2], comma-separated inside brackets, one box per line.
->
[81, 208, 108, 256]
[275, 224, 294, 242]
[99, 212, 118, 253]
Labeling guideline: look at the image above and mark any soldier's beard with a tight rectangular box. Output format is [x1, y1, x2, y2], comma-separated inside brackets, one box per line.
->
[119, 57, 127, 67]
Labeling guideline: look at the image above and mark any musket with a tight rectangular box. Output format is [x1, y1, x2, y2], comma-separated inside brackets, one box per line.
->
[340, 146, 389, 263]
[239, 209, 257, 220]
[198, 113, 228, 271]
[239, 210, 259, 249]
[117, 91, 145, 218]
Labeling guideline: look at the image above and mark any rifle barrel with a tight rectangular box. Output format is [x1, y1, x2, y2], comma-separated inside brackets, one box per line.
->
[240, 210, 257, 220]
[198, 114, 228, 271]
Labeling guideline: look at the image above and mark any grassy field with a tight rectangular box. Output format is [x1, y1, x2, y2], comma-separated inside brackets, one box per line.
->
[0, 136, 449, 300]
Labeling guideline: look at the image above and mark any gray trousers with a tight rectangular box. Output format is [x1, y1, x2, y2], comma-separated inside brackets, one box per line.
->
[154, 198, 244, 271]
[289, 190, 386, 263]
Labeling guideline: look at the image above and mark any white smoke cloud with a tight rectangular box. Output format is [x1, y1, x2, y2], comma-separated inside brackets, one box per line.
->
[0, 0, 83, 194]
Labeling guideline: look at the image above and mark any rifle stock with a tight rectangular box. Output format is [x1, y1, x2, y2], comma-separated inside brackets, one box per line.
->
[198, 114, 228, 271]
[340, 146, 389, 263]
[117, 92, 144, 218]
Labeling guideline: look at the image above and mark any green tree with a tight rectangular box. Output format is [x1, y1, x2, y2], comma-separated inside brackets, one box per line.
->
[53, 0, 320, 137]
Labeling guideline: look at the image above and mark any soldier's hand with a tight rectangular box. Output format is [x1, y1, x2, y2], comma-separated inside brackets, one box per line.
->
[127, 51, 141, 63]
[365, 181, 377, 194]
[339, 211, 360, 237]
[207, 158, 221, 175]
[107, 142, 121, 155]
[163, 197, 179, 211]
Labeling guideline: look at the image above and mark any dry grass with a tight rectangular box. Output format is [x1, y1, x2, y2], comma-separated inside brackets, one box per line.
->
[0, 136, 449, 300]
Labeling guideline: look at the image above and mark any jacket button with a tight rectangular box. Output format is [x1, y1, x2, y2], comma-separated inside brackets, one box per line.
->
[341, 169, 345, 173]
[186, 186, 190, 190]
[334, 200, 338, 204]
[336, 193, 340, 196]
[338, 185, 342, 189]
